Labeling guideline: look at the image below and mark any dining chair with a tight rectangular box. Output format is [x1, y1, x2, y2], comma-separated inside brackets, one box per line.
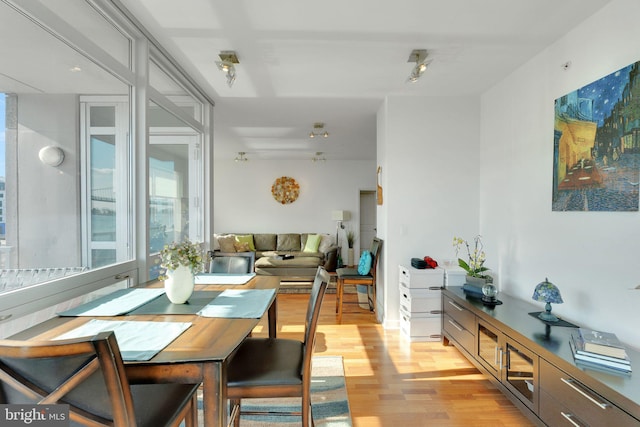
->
[226, 266, 330, 427]
[208, 250, 256, 274]
[335, 237, 383, 324]
[0, 331, 199, 427]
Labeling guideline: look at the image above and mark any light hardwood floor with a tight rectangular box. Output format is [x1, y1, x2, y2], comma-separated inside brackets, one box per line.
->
[252, 292, 536, 427]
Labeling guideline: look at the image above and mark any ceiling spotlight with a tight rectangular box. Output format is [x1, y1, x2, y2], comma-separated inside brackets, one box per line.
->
[309, 122, 329, 138]
[234, 152, 248, 162]
[312, 152, 326, 162]
[407, 49, 431, 83]
[216, 50, 239, 87]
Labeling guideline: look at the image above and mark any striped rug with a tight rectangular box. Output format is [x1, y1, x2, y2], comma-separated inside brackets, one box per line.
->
[197, 356, 352, 426]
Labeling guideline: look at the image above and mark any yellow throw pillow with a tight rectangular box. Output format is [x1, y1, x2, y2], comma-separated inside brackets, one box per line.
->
[303, 234, 322, 253]
[234, 241, 250, 252]
[235, 234, 255, 251]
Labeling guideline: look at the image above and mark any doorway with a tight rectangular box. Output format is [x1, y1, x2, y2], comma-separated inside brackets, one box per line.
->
[359, 190, 377, 256]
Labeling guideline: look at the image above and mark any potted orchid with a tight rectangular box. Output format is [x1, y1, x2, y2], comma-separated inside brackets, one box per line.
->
[453, 235, 491, 284]
[159, 239, 205, 303]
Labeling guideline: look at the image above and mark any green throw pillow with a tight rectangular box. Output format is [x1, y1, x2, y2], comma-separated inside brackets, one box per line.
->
[303, 234, 322, 253]
[235, 234, 255, 251]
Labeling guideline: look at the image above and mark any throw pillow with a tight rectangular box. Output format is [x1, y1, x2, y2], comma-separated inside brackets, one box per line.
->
[233, 241, 250, 252]
[254, 233, 277, 251]
[218, 235, 237, 253]
[318, 234, 334, 253]
[212, 233, 223, 251]
[277, 234, 301, 251]
[235, 234, 255, 251]
[303, 234, 322, 253]
[357, 251, 373, 275]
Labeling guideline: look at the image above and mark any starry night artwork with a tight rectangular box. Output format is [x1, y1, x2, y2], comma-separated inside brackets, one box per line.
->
[553, 61, 640, 211]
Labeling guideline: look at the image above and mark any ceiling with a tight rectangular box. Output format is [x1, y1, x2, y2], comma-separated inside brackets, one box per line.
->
[119, 0, 612, 161]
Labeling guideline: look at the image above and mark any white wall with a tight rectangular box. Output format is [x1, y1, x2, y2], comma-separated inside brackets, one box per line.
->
[378, 96, 480, 327]
[213, 158, 375, 259]
[13, 94, 80, 267]
[480, 0, 640, 348]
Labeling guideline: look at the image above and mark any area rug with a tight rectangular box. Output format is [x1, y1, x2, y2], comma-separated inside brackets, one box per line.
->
[197, 356, 352, 426]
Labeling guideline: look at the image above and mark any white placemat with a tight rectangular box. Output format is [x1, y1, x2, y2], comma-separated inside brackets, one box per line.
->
[54, 319, 191, 361]
[198, 288, 275, 318]
[194, 273, 256, 285]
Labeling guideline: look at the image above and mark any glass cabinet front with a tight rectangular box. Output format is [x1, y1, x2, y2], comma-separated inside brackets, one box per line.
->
[505, 341, 537, 411]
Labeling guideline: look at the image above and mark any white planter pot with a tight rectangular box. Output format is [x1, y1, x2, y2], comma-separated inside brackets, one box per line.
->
[164, 265, 194, 304]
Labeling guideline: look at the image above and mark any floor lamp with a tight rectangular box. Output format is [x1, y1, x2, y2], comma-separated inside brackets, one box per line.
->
[332, 210, 350, 266]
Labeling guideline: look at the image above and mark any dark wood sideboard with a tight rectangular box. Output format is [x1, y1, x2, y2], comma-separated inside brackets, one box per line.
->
[441, 286, 640, 426]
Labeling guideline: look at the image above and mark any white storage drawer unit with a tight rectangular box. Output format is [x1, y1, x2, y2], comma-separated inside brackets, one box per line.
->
[398, 265, 444, 341]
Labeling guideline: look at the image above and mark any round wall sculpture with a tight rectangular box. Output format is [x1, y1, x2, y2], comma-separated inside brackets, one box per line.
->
[271, 176, 300, 204]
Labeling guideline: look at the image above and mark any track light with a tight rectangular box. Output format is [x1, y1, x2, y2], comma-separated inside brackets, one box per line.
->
[309, 122, 329, 138]
[234, 152, 248, 162]
[407, 49, 431, 83]
[216, 51, 239, 87]
[312, 152, 326, 162]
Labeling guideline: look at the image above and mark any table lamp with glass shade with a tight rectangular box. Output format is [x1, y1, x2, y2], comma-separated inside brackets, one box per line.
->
[532, 278, 563, 322]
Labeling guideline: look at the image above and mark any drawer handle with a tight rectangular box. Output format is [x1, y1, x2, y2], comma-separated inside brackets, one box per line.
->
[447, 319, 463, 332]
[560, 412, 583, 427]
[560, 377, 609, 409]
[497, 347, 503, 370]
[430, 310, 442, 315]
[430, 334, 442, 339]
[447, 300, 464, 311]
[428, 286, 442, 290]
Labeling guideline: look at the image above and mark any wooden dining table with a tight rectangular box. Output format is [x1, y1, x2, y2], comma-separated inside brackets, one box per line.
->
[8, 275, 280, 427]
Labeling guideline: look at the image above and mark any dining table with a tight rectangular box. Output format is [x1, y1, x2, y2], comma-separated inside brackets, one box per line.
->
[8, 274, 280, 427]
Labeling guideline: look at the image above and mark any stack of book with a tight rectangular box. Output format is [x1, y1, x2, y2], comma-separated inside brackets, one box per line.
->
[570, 328, 631, 374]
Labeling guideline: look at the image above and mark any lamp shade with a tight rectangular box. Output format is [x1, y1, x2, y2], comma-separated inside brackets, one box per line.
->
[532, 278, 563, 304]
[532, 278, 563, 322]
[331, 210, 350, 221]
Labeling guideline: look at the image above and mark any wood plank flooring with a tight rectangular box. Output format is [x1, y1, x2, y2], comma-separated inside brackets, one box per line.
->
[252, 292, 535, 427]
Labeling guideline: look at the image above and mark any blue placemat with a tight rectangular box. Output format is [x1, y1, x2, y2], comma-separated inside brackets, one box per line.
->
[58, 288, 165, 317]
[198, 288, 276, 318]
[54, 319, 191, 361]
[128, 290, 221, 315]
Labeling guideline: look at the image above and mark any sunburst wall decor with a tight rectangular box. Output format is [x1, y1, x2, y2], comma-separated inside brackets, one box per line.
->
[271, 176, 300, 204]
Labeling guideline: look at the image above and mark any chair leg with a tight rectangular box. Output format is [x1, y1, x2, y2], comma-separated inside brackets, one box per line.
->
[336, 278, 344, 324]
[372, 282, 376, 313]
[185, 394, 198, 427]
[229, 398, 241, 427]
[302, 392, 312, 427]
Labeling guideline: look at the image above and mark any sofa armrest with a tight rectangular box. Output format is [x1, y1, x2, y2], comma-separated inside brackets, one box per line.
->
[322, 245, 338, 272]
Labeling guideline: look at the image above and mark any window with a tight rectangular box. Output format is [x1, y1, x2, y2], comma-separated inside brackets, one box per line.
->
[0, 0, 212, 331]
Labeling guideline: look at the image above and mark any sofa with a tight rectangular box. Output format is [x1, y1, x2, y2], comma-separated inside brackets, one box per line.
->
[212, 233, 338, 280]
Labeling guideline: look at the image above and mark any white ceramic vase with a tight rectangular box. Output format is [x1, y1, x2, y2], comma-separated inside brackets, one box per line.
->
[164, 265, 194, 304]
[347, 248, 354, 267]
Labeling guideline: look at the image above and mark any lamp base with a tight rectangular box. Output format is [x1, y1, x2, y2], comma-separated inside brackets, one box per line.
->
[538, 311, 559, 322]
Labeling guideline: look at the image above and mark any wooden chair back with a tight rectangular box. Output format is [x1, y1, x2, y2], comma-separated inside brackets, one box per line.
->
[302, 267, 330, 377]
[0, 331, 137, 426]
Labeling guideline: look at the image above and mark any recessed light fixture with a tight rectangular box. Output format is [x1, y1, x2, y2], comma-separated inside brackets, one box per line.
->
[69, 66, 82, 72]
[309, 123, 329, 138]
